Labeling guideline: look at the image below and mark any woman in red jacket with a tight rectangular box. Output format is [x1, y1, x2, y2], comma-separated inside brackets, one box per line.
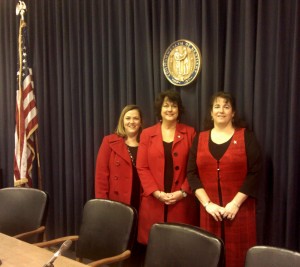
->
[95, 104, 144, 266]
[187, 91, 262, 267]
[95, 104, 143, 208]
[136, 90, 199, 244]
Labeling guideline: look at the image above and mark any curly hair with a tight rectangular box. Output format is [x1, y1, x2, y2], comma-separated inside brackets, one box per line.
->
[154, 89, 185, 121]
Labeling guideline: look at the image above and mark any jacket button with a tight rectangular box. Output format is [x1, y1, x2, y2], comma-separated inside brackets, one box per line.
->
[173, 152, 178, 157]
[114, 176, 118, 180]
[175, 166, 179, 171]
[115, 161, 120, 166]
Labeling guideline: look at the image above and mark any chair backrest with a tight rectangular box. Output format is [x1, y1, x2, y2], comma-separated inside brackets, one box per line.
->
[0, 187, 48, 243]
[76, 199, 137, 265]
[245, 245, 300, 267]
[144, 222, 224, 267]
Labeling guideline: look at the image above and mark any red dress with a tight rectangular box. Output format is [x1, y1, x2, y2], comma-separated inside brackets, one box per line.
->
[197, 129, 256, 267]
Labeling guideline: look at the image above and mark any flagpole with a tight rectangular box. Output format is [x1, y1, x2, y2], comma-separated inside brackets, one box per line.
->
[35, 131, 43, 190]
[16, 2, 26, 186]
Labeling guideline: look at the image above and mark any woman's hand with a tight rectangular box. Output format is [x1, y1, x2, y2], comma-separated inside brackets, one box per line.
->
[205, 202, 225, 221]
[222, 201, 240, 220]
[164, 190, 183, 205]
[153, 190, 182, 205]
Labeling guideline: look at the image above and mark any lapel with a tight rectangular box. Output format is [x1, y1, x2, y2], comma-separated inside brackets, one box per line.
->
[173, 123, 187, 146]
[148, 123, 187, 152]
[109, 135, 131, 164]
[148, 123, 164, 155]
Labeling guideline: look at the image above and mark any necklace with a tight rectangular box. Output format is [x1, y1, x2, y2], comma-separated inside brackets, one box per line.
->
[127, 146, 136, 167]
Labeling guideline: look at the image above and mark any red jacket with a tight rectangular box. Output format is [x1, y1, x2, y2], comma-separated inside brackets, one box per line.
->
[136, 123, 199, 244]
[95, 134, 133, 204]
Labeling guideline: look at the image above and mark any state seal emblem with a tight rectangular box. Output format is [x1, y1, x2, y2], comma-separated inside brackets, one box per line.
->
[162, 39, 202, 86]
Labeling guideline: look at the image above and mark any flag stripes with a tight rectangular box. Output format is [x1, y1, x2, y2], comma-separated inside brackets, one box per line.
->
[14, 18, 38, 187]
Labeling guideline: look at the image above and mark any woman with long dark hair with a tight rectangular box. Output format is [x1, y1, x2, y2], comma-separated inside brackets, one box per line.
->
[187, 91, 262, 267]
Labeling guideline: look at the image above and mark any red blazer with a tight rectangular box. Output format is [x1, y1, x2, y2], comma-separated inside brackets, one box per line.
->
[136, 123, 199, 244]
[95, 134, 133, 204]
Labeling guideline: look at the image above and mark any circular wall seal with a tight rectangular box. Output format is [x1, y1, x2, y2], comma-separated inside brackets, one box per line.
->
[162, 39, 202, 86]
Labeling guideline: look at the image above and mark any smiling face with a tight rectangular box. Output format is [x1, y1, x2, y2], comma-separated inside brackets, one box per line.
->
[123, 109, 142, 137]
[161, 97, 179, 123]
[211, 97, 235, 127]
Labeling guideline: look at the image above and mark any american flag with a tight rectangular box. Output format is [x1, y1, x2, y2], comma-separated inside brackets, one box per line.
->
[14, 15, 38, 187]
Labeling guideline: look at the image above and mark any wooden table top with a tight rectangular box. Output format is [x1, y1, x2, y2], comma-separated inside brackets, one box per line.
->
[0, 233, 88, 267]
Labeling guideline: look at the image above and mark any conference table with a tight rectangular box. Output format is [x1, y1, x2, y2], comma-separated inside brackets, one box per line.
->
[0, 233, 88, 266]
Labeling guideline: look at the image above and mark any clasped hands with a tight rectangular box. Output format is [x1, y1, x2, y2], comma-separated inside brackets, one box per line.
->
[153, 190, 183, 205]
[205, 201, 240, 222]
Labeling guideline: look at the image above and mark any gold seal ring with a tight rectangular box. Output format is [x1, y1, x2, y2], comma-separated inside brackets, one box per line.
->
[162, 39, 202, 86]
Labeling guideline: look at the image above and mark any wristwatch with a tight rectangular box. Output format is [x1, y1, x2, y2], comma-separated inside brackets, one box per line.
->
[180, 189, 187, 198]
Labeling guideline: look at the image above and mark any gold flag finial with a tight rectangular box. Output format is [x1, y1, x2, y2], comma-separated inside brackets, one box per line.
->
[16, 1, 27, 20]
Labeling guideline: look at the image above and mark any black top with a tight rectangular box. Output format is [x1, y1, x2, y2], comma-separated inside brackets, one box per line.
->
[162, 141, 174, 222]
[163, 141, 174, 193]
[127, 145, 140, 211]
[187, 129, 262, 198]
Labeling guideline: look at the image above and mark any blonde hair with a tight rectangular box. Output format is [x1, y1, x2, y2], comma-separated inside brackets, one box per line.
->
[115, 105, 143, 140]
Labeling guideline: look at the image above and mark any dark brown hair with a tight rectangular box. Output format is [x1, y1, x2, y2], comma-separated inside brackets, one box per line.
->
[204, 91, 247, 130]
[154, 90, 185, 121]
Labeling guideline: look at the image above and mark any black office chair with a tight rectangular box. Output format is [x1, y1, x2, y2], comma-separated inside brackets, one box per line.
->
[144, 222, 224, 267]
[245, 245, 300, 267]
[35, 198, 137, 267]
[0, 187, 49, 243]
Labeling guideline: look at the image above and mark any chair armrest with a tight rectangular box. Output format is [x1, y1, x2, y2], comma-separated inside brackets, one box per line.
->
[34, 235, 79, 248]
[87, 250, 131, 267]
[14, 226, 46, 239]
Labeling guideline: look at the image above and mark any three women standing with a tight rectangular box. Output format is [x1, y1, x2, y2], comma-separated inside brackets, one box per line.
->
[94, 91, 262, 266]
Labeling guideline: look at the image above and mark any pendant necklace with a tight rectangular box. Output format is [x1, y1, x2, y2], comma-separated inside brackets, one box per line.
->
[127, 146, 136, 167]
